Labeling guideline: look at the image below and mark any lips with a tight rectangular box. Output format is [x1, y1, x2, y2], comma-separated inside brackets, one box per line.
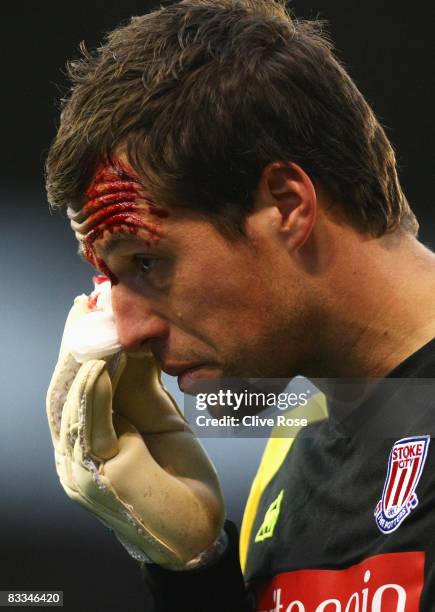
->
[177, 366, 213, 392]
[159, 362, 219, 392]
[159, 362, 201, 377]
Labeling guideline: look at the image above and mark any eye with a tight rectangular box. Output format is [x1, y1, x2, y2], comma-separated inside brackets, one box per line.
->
[135, 256, 158, 274]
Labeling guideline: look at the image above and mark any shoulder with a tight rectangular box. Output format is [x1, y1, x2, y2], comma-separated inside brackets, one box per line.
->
[239, 392, 328, 572]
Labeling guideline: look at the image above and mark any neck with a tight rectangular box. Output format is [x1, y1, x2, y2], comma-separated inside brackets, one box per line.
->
[301, 230, 435, 390]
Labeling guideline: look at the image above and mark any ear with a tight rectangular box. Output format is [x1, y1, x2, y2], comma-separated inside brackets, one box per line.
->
[258, 161, 317, 252]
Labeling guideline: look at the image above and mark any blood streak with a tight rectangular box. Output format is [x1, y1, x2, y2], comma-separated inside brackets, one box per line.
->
[86, 160, 135, 191]
[87, 275, 111, 308]
[86, 180, 137, 199]
[84, 203, 139, 229]
[83, 191, 137, 215]
[94, 275, 110, 285]
[81, 240, 118, 286]
[80, 159, 168, 285]
[84, 214, 160, 245]
[87, 293, 99, 310]
[95, 257, 118, 286]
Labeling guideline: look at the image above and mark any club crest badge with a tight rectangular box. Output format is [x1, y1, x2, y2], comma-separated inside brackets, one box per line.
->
[375, 435, 430, 534]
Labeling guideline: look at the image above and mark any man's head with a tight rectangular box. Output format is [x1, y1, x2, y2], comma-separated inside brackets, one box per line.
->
[46, 0, 419, 385]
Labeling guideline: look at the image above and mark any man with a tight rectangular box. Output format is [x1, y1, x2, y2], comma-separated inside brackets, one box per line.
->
[45, 0, 435, 609]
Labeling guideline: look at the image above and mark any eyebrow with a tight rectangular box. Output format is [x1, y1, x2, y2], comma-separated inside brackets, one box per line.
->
[97, 233, 153, 258]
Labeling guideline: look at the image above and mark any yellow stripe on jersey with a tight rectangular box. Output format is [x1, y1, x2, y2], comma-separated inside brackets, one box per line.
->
[239, 393, 328, 573]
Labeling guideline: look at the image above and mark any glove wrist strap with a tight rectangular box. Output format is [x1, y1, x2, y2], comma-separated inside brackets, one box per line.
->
[108, 520, 229, 570]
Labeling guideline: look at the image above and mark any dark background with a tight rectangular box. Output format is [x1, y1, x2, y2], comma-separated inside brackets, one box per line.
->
[1, 1, 433, 611]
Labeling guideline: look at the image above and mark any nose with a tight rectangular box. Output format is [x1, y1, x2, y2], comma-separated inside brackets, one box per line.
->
[111, 284, 169, 353]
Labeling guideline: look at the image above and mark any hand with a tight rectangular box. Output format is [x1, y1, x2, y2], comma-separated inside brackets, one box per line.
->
[46, 295, 225, 569]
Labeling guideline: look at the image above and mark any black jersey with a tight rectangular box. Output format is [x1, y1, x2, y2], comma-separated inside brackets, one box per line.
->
[142, 338, 435, 611]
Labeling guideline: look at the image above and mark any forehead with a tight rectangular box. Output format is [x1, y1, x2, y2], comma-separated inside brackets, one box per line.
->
[79, 156, 244, 258]
[85, 158, 150, 204]
[92, 232, 153, 256]
[79, 157, 167, 229]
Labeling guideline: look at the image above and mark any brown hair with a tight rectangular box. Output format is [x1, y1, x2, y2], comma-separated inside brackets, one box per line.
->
[45, 0, 418, 237]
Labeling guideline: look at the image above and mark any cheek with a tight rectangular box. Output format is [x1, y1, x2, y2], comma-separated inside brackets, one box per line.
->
[171, 252, 275, 334]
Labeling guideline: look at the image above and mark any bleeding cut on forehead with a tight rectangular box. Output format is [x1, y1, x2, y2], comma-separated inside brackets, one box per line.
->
[67, 157, 169, 285]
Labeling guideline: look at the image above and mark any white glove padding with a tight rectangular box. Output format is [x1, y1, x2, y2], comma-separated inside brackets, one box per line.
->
[46, 295, 225, 570]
